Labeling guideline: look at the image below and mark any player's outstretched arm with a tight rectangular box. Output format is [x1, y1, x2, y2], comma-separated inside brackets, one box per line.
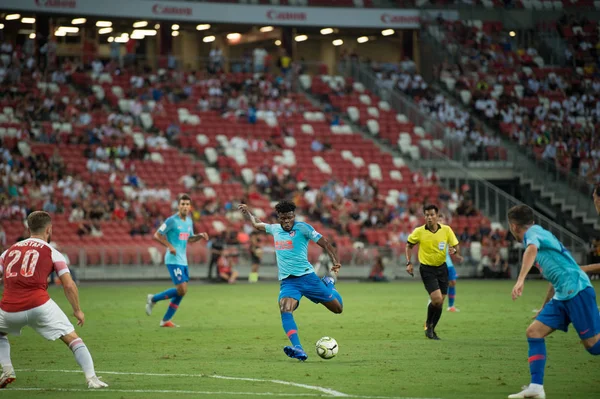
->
[153, 231, 176, 255]
[581, 263, 600, 274]
[189, 232, 209, 243]
[317, 237, 341, 274]
[59, 272, 85, 326]
[512, 244, 538, 300]
[238, 204, 267, 232]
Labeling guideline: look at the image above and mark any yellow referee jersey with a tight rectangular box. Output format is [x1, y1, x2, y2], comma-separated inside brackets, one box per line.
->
[407, 224, 459, 267]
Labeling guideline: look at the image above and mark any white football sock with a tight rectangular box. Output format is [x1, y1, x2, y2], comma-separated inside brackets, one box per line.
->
[0, 335, 12, 371]
[69, 338, 96, 379]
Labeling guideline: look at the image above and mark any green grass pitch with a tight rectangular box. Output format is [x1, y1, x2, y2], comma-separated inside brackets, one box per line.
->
[1, 279, 599, 399]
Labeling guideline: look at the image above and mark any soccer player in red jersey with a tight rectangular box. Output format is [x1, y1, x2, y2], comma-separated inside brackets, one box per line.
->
[0, 211, 108, 389]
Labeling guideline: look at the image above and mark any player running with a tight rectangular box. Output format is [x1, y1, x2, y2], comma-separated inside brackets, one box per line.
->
[439, 215, 463, 312]
[406, 204, 460, 340]
[146, 194, 208, 327]
[0, 211, 107, 389]
[239, 200, 343, 361]
[507, 205, 600, 399]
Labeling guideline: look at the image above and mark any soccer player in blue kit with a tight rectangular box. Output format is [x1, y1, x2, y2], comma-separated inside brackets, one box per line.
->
[438, 215, 463, 312]
[239, 201, 343, 361]
[507, 205, 600, 399]
[146, 194, 208, 327]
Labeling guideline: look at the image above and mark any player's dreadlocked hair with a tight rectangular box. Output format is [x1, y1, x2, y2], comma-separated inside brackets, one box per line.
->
[275, 200, 296, 214]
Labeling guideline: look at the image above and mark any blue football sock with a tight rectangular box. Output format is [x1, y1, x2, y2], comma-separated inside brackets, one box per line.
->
[162, 295, 183, 322]
[527, 338, 546, 385]
[448, 286, 456, 307]
[152, 288, 178, 303]
[587, 340, 600, 355]
[281, 312, 302, 348]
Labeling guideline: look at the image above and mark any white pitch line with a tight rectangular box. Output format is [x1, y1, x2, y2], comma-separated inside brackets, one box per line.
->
[15, 369, 444, 399]
[212, 375, 348, 397]
[17, 369, 348, 397]
[7, 387, 324, 396]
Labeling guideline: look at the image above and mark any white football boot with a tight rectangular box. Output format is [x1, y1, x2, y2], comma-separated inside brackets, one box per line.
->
[145, 294, 155, 316]
[508, 384, 545, 398]
[87, 376, 108, 389]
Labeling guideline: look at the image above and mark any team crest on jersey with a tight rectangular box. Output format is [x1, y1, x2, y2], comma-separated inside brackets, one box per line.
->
[289, 231, 296, 237]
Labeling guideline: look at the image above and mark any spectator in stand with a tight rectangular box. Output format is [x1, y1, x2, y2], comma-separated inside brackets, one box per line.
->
[207, 232, 226, 281]
[456, 199, 477, 217]
[217, 249, 239, 284]
[277, 49, 292, 77]
[0, 224, 6, 252]
[481, 240, 509, 279]
[368, 255, 388, 282]
[311, 139, 324, 152]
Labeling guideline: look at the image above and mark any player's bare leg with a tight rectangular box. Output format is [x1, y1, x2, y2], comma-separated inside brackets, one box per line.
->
[61, 332, 108, 388]
[0, 333, 15, 389]
[320, 265, 343, 314]
[160, 282, 187, 328]
[447, 280, 459, 312]
[322, 299, 343, 314]
[581, 333, 600, 352]
[280, 298, 308, 361]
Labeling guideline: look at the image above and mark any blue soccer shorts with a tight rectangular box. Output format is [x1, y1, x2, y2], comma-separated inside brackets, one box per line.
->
[447, 265, 458, 282]
[166, 264, 189, 285]
[536, 286, 600, 340]
[278, 273, 334, 306]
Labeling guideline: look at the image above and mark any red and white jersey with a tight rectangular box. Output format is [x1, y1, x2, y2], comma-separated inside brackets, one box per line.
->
[0, 238, 70, 312]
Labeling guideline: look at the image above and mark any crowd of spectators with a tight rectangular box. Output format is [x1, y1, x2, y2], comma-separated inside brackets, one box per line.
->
[371, 59, 503, 161]
[0, 34, 514, 279]
[432, 17, 600, 182]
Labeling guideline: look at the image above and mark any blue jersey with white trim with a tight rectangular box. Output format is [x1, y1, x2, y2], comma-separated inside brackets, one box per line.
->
[158, 213, 194, 266]
[446, 250, 454, 268]
[523, 225, 591, 301]
[265, 222, 322, 280]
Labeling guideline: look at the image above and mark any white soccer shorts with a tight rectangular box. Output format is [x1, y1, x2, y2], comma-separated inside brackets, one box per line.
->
[0, 299, 75, 341]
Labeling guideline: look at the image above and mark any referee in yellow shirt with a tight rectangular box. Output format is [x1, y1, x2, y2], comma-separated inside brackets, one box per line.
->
[405, 204, 460, 340]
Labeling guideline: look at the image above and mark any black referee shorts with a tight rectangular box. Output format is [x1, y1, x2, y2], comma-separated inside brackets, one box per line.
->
[420, 264, 449, 295]
[250, 253, 261, 264]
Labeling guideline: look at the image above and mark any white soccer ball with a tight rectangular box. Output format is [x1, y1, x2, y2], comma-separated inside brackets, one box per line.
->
[315, 336, 338, 359]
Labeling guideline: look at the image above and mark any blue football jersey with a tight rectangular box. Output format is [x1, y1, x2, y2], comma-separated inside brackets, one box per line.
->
[265, 222, 322, 280]
[158, 214, 194, 266]
[523, 225, 592, 301]
[446, 250, 454, 268]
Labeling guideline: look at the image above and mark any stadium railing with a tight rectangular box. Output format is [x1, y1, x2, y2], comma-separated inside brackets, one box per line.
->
[338, 62, 589, 264]
[58, 240, 531, 282]
[338, 60, 483, 164]
[58, 243, 413, 281]
[419, 20, 599, 220]
[418, 147, 588, 263]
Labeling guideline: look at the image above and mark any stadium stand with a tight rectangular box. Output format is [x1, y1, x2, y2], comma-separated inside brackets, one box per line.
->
[428, 18, 600, 184]
[0, 36, 510, 270]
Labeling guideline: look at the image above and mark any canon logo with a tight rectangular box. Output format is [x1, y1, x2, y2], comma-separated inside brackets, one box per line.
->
[266, 10, 306, 21]
[152, 4, 193, 16]
[380, 14, 420, 24]
[35, 0, 77, 8]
